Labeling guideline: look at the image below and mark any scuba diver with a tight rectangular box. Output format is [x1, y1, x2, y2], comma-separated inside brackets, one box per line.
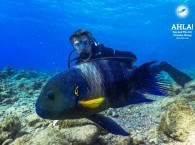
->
[68, 29, 192, 87]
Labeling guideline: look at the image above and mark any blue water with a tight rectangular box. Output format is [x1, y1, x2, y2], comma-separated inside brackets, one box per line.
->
[0, 0, 195, 73]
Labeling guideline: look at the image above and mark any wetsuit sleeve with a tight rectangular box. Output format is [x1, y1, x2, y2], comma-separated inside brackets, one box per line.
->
[113, 49, 137, 61]
[97, 45, 137, 68]
[113, 49, 137, 68]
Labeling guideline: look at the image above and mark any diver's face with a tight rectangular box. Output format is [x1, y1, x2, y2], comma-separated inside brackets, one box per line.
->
[72, 36, 92, 58]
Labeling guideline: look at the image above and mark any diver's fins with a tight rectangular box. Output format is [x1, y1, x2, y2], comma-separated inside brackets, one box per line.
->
[159, 61, 192, 87]
[87, 114, 130, 136]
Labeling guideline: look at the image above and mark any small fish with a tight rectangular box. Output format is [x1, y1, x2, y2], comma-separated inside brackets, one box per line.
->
[35, 59, 170, 136]
[178, 8, 186, 14]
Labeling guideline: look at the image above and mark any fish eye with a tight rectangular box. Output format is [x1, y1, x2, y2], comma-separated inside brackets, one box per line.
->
[47, 91, 55, 101]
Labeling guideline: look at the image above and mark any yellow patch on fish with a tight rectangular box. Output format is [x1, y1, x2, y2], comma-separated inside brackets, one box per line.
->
[74, 86, 79, 97]
[79, 97, 105, 108]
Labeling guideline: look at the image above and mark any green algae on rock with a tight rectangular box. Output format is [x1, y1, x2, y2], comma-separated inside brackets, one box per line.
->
[0, 114, 21, 145]
[24, 113, 45, 127]
[10, 125, 99, 145]
[55, 118, 94, 129]
[159, 100, 195, 142]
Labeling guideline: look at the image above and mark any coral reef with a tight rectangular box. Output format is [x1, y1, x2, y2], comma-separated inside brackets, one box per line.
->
[0, 114, 21, 144]
[10, 125, 99, 145]
[0, 66, 195, 145]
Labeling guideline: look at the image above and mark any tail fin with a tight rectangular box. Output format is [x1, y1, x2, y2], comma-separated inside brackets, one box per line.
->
[130, 61, 171, 96]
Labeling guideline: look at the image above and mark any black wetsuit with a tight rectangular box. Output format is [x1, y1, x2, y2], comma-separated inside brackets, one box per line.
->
[76, 44, 192, 87]
[75, 44, 137, 69]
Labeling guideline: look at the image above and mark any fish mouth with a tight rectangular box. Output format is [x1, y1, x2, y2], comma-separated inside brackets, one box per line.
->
[35, 103, 61, 120]
[35, 106, 48, 119]
[35, 102, 51, 119]
[35, 107, 57, 119]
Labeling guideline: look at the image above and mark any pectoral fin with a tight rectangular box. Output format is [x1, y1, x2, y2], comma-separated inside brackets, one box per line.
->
[87, 114, 130, 136]
[79, 97, 105, 108]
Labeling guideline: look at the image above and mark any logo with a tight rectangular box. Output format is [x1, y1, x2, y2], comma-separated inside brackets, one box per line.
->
[172, 24, 193, 30]
[171, 5, 193, 40]
[176, 5, 189, 18]
[171, 24, 193, 40]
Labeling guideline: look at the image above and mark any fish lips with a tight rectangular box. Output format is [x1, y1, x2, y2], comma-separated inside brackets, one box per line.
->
[35, 102, 48, 119]
[35, 106, 58, 120]
[35, 101, 56, 119]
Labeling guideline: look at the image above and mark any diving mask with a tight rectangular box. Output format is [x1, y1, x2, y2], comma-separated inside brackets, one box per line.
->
[73, 38, 91, 51]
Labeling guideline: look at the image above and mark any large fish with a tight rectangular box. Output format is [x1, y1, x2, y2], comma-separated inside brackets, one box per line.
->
[35, 59, 170, 136]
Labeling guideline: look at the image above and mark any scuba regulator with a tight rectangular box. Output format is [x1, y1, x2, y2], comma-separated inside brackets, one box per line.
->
[67, 38, 98, 68]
